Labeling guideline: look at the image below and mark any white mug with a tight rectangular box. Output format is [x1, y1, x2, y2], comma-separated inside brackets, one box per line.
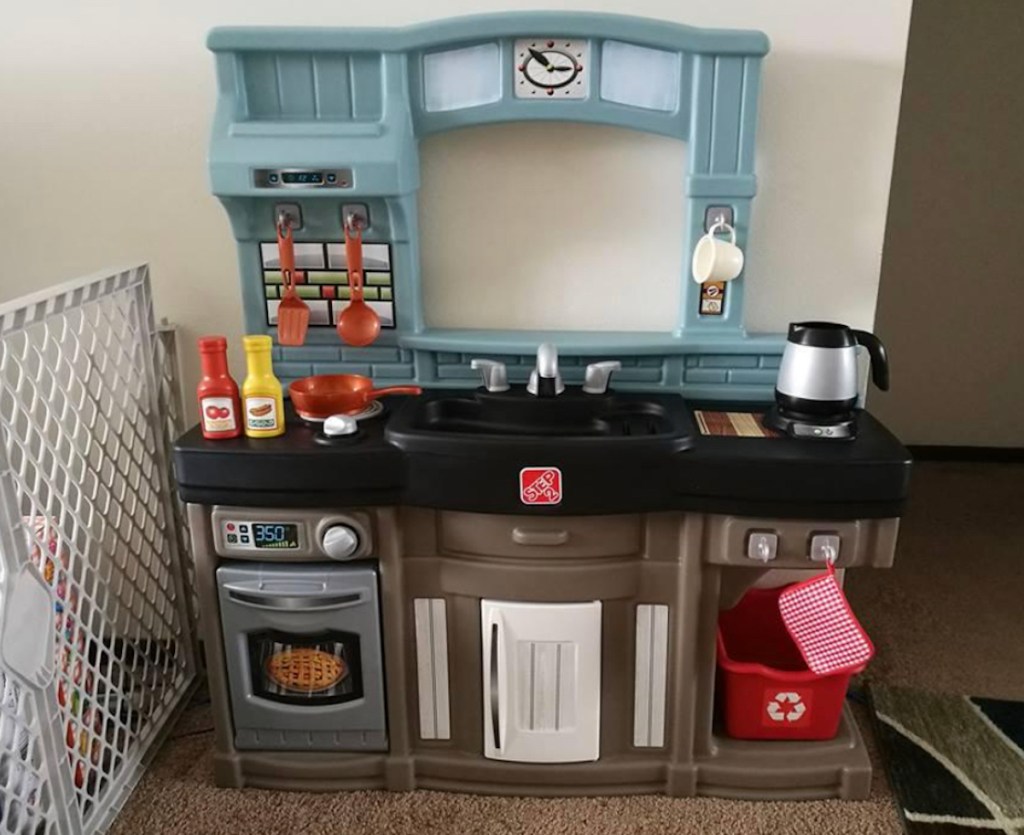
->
[692, 221, 745, 284]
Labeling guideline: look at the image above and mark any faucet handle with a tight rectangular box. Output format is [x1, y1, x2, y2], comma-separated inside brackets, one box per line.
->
[470, 359, 510, 393]
[582, 361, 622, 395]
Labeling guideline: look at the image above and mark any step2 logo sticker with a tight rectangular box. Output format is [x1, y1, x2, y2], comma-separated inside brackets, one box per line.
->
[520, 467, 562, 505]
[763, 689, 811, 727]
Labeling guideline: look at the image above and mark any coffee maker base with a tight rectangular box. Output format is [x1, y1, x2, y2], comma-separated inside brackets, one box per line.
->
[764, 406, 858, 440]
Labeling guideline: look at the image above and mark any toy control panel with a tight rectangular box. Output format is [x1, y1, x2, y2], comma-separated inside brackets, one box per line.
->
[211, 507, 372, 561]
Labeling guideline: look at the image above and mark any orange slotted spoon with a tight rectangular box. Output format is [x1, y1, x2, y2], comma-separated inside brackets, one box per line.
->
[336, 216, 381, 347]
[276, 219, 310, 346]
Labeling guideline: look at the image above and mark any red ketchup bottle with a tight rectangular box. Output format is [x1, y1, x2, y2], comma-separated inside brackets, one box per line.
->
[197, 336, 242, 440]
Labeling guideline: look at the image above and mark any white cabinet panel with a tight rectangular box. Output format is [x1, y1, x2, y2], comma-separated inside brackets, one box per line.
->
[481, 600, 601, 763]
[633, 604, 669, 747]
[414, 598, 450, 740]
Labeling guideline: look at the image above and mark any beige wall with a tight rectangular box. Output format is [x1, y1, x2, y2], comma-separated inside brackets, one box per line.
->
[872, 0, 1024, 447]
[0, 1, 909, 420]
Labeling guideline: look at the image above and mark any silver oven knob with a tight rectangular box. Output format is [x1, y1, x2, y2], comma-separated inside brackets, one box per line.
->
[321, 525, 360, 560]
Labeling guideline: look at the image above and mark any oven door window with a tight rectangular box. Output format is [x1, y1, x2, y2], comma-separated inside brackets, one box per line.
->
[248, 630, 364, 706]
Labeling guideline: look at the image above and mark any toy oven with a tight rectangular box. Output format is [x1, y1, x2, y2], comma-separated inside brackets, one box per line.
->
[215, 562, 387, 752]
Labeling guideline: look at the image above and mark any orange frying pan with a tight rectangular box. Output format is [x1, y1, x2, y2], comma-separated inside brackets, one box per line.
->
[289, 374, 420, 420]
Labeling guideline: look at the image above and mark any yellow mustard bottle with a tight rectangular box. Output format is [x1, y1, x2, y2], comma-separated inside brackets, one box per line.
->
[241, 335, 285, 438]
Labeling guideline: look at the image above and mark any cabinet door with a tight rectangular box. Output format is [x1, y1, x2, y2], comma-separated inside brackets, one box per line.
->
[481, 599, 601, 763]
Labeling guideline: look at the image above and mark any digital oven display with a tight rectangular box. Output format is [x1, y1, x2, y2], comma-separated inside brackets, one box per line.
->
[252, 523, 300, 549]
[280, 171, 324, 185]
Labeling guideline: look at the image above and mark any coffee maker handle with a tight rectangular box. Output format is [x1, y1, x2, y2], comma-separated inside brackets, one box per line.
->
[852, 330, 890, 391]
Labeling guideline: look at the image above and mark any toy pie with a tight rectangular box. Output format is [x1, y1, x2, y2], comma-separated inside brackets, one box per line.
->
[265, 648, 346, 693]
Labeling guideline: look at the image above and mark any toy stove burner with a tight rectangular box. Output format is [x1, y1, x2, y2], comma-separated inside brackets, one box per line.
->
[298, 400, 385, 425]
[763, 405, 857, 441]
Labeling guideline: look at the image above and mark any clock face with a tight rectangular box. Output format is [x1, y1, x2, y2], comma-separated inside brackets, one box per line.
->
[515, 39, 589, 99]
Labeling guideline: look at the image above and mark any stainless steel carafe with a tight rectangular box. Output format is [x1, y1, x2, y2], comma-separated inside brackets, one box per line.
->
[774, 321, 889, 417]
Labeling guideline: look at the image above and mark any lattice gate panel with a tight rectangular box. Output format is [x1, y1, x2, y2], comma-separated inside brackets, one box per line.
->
[0, 266, 197, 835]
[154, 325, 198, 637]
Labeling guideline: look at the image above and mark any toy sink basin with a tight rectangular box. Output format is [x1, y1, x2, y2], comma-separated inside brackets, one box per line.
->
[385, 388, 695, 452]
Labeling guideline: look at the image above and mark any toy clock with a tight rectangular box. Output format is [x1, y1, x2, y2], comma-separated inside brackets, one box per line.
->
[514, 38, 590, 98]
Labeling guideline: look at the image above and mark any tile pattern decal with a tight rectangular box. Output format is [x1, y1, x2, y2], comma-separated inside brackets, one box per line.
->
[259, 242, 396, 328]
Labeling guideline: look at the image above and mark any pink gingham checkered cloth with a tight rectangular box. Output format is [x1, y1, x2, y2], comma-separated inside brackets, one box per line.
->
[778, 565, 875, 675]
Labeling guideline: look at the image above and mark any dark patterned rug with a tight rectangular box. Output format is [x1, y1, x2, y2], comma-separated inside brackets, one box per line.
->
[870, 684, 1024, 834]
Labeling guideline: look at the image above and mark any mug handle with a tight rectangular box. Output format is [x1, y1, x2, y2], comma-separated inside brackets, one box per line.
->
[708, 219, 737, 245]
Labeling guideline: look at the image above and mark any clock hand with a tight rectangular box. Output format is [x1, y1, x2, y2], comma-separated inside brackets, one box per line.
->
[528, 47, 554, 70]
[552, 65, 574, 72]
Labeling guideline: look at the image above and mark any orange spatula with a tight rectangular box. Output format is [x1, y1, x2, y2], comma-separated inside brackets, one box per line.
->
[276, 219, 310, 346]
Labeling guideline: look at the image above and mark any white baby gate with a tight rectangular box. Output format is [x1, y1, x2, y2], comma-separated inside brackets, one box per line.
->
[0, 265, 197, 835]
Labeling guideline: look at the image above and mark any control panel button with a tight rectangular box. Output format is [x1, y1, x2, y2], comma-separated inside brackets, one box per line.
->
[810, 534, 841, 563]
[321, 525, 360, 560]
[746, 532, 778, 562]
[323, 414, 358, 437]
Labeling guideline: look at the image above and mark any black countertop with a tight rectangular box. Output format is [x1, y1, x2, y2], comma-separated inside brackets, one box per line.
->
[173, 395, 911, 519]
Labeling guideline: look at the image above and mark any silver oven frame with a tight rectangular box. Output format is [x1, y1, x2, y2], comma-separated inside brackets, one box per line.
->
[216, 562, 388, 751]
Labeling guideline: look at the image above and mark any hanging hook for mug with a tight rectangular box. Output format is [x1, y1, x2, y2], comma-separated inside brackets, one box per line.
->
[707, 219, 737, 244]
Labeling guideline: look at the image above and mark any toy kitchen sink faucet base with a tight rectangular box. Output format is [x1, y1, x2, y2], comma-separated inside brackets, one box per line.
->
[189, 12, 911, 802]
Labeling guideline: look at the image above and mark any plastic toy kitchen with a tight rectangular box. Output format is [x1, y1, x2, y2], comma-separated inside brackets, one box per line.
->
[174, 13, 911, 801]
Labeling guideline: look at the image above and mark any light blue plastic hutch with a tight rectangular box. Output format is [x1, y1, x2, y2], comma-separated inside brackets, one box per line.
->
[208, 13, 784, 397]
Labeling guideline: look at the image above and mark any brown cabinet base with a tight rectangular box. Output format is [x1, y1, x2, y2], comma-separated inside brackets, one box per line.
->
[208, 714, 869, 800]
[189, 504, 894, 801]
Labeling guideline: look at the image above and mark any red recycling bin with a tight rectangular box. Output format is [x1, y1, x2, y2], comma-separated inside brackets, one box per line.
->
[716, 585, 861, 741]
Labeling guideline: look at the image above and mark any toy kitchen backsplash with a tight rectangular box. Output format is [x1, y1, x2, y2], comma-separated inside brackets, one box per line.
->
[209, 14, 786, 394]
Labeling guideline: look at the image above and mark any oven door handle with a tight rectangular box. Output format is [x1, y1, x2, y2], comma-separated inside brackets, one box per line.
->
[224, 587, 369, 612]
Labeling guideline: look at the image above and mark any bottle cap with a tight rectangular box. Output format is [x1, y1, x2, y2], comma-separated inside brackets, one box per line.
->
[242, 335, 273, 353]
[198, 336, 227, 353]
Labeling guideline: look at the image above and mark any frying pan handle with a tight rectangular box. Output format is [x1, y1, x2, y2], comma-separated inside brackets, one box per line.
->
[344, 220, 364, 302]
[366, 386, 423, 400]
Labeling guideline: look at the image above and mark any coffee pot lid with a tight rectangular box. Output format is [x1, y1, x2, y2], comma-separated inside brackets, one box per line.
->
[787, 321, 856, 348]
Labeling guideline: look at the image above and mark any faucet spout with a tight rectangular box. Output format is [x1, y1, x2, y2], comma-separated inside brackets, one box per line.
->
[527, 343, 565, 397]
[536, 343, 558, 379]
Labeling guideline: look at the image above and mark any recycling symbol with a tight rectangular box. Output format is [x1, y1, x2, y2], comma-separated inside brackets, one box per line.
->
[766, 691, 807, 723]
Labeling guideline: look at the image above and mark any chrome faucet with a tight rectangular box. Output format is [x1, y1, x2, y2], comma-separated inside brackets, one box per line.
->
[582, 360, 622, 395]
[470, 358, 510, 393]
[527, 343, 564, 397]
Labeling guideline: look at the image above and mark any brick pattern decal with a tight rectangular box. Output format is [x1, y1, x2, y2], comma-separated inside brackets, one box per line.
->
[260, 241, 396, 331]
[274, 347, 784, 398]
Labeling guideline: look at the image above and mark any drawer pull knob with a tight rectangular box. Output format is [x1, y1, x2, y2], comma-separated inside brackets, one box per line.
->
[511, 528, 570, 546]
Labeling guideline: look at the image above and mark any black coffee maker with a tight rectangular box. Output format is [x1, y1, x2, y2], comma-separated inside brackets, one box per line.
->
[765, 321, 889, 440]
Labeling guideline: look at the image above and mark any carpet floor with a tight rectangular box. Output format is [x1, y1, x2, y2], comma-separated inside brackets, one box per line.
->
[110, 461, 1024, 835]
[869, 684, 1024, 834]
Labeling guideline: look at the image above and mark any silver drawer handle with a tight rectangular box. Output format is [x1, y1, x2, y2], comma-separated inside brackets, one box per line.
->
[511, 528, 570, 546]
[226, 589, 366, 611]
